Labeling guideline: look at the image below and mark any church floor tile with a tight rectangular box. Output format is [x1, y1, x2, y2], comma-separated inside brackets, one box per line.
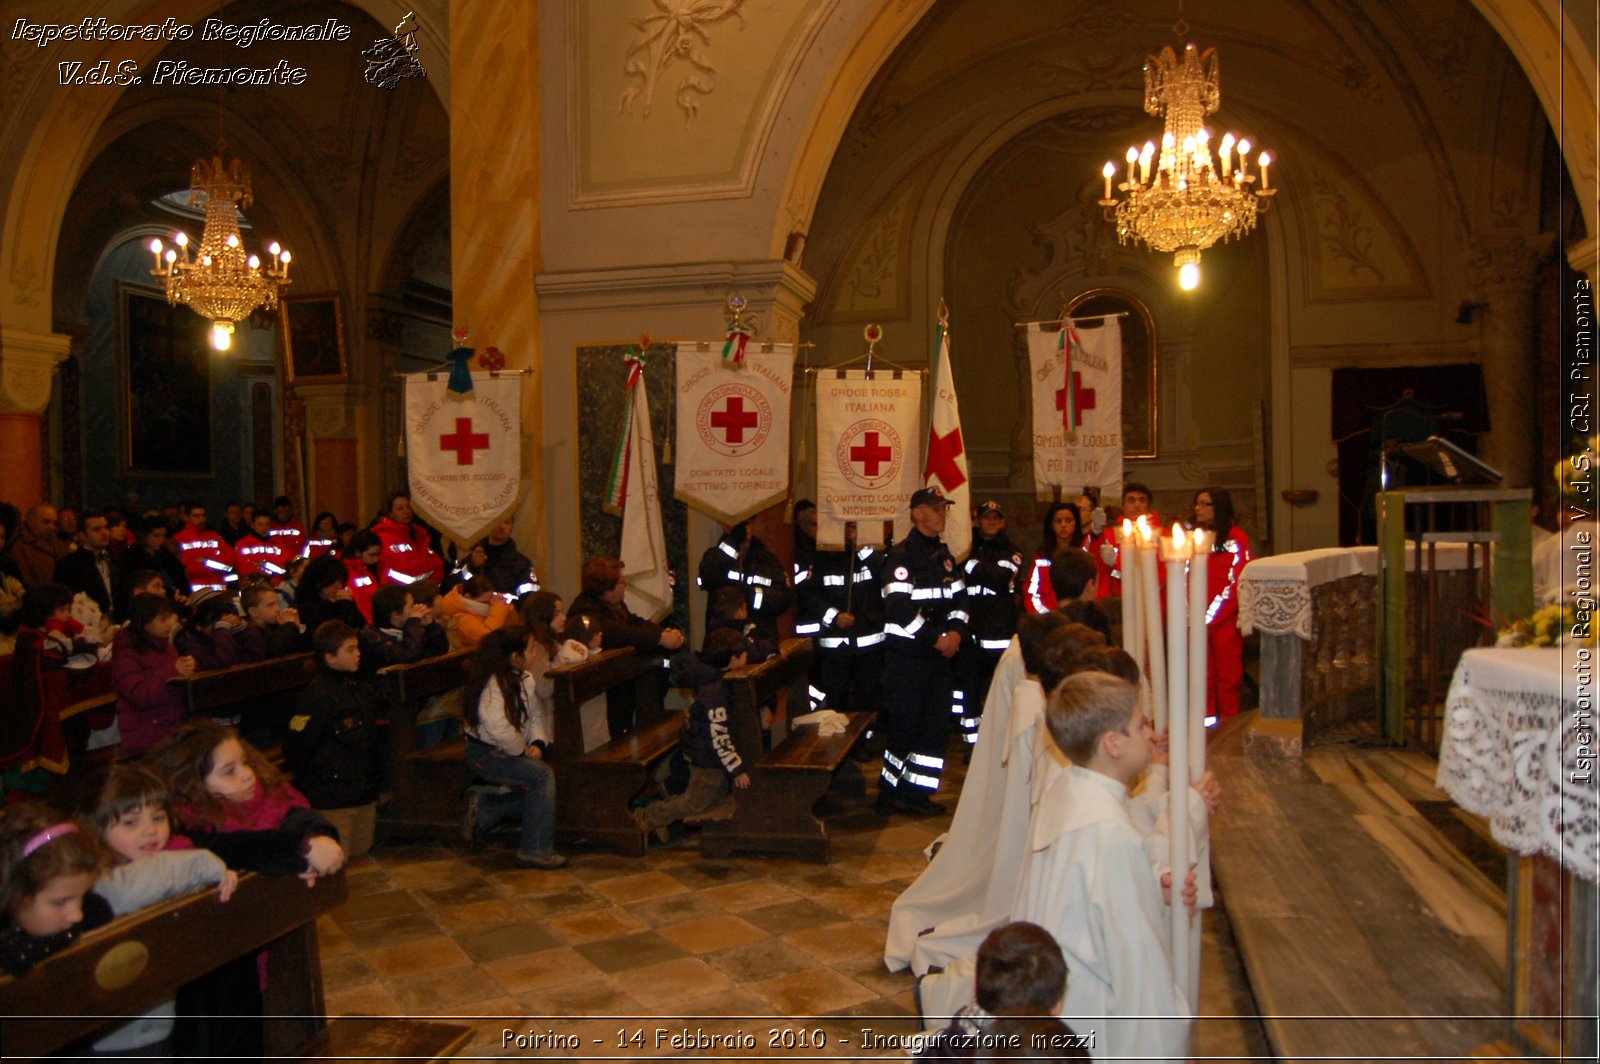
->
[655, 913, 770, 954]
[481, 946, 605, 994]
[571, 929, 691, 973]
[622, 956, 737, 1007]
[453, 920, 566, 962]
[622, 889, 727, 928]
[737, 898, 844, 935]
[747, 967, 877, 1015]
[544, 904, 652, 944]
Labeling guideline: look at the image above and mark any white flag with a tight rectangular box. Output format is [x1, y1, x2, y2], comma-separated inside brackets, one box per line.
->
[674, 342, 795, 524]
[923, 322, 970, 560]
[816, 370, 923, 548]
[405, 373, 522, 546]
[1026, 317, 1123, 497]
[607, 358, 672, 621]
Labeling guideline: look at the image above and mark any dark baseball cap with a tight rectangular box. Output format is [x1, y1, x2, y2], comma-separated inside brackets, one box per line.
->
[910, 486, 955, 509]
[976, 500, 1004, 516]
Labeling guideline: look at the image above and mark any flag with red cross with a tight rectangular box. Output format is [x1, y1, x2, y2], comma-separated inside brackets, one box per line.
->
[815, 368, 924, 549]
[673, 341, 797, 525]
[1025, 316, 1124, 497]
[404, 370, 523, 548]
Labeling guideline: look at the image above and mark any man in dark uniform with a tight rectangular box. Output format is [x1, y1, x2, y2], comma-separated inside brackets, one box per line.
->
[696, 520, 792, 642]
[792, 500, 885, 718]
[877, 486, 968, 817]
[955, 500, 1023, 746]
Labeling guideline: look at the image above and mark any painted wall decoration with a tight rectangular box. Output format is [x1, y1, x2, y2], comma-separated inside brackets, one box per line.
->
[282, 295, 348, 383]
[120, 284, 212, 477]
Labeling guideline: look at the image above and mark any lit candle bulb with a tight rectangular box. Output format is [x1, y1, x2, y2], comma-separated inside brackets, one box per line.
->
[148, 238, 163, 270]
[164, 249, 176, 264]
[1237, 139, 1252, 178]
[1219, 133, 1234, 176]
[268, 241, 281, 256]
[247, 254, 260, 269]
[225, 233, 239, 248]
[1258, 151, 1272, 190]
[279, 249, 291, 279]
[1102, 160, 1116, 199]
[1140, 142, 1155, 184]
[174, 232, 188, 248]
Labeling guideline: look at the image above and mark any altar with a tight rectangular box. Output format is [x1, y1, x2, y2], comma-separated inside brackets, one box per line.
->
[1436, 647, 1597, 1060]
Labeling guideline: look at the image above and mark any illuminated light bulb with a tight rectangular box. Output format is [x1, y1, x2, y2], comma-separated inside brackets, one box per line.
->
[1102, 160, 1116, 199]
[200, 255, 211, 266]
[1162, 131, 1176, 149]
[175, 232, 188, 247]
[225, 233, 239, 248]
[248, 254, 260, 269]
[280, 250, 291, 263]
[148, 238, 163, 254]
[1125, 145, 1140, 164]
[211, 322, 233, 351]
[1179, 261, 1200, 290]
[1258, 151, 1272, 190]
[1196, 128, 1210, 145]
[268, 241, 281, 255]
[164, 249, 176, 264]
[1182, 135, 1196, 154]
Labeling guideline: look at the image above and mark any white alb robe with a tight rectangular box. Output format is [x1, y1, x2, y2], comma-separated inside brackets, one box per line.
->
[1015, 765, 1191, 1063]
[884, 638, 1026, 972]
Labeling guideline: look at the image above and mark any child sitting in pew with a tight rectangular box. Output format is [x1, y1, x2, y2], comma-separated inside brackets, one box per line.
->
[358, 585, 434, 675]
[174, 587, 243, 673]
[635, 628, 750, 846]
[86, 766, 237, 1060]
[285, 622, 384, 859]
[0, 803, 110, 977]
[405, 580, 450, 657]
[236, 584, 305, 661]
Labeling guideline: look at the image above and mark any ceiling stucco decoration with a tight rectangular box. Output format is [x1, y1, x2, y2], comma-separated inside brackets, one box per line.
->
[821, 146, 944, 322]
[570, 0, 840, 207]
[1296, 144, 1430, 303]
[619, 0, 748, 124]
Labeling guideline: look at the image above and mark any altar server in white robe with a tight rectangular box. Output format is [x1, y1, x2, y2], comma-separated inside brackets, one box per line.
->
[893, 614, 1102, 975]
[1014, 670, 1191, 1063]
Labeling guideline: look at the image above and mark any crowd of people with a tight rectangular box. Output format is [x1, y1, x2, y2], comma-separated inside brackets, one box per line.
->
[0, 479, 1251, 1060]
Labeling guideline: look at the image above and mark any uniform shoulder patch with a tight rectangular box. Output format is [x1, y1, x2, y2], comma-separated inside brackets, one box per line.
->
[288, 714, 311, 732]
[943, 558, 953, 571]
[894, 566, 909, 580]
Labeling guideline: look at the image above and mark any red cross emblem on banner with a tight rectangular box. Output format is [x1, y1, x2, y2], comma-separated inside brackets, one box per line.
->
[850, 432, 894, 477]
[710, 395, 760, 444]
[925, 427, 967, 490]
[440, 417, 490, 465]
[1055, 372, 1096, 430]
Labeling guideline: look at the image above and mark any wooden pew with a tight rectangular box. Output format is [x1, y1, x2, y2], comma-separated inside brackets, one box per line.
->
[170, 652, 317, 720]
[0, 871, 469, 1060]
[701, 638, 872, 864]
[547, 647, 683, 857]
[376, 649, 473, 843]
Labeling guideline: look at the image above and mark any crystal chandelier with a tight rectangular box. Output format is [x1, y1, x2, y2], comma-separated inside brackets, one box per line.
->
[1097, 32, 1275, 290]
[148, 149, 290, 350]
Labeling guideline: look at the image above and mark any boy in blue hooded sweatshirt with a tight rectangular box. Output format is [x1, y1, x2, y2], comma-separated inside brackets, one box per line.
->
[636, 627, 751, 843]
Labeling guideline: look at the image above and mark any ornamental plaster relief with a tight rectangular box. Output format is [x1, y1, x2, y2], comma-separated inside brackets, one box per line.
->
[1295, 147, 1429, 303]
[570, 0, 838, 205]
[0, 329, 69, 415]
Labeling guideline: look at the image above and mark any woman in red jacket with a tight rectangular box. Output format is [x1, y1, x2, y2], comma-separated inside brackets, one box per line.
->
[1023, 501, 1088, 615]
[369, 493, 444, 588]
[1191, 486, 1252, 721]
[112, 593, 197, 753]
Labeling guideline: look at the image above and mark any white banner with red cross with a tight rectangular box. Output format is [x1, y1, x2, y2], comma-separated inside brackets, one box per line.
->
[405, 372, 522, 547]
[1026, 317, 1123, 497]
[673, 341, 796, 525]
[816, 369, 923, 548]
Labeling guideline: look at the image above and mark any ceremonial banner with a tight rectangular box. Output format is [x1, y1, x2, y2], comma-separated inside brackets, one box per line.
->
[405, 372, 521, 546]
[1026, 317, 1123, 497]
[605, 355, 672, 621]
[816, 370, 923, 548]
[923, 321, 971, 560]
[674, 342, 795, 524]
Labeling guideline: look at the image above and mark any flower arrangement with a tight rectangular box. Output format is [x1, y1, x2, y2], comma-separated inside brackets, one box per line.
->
[1496, 602, 1596, 649]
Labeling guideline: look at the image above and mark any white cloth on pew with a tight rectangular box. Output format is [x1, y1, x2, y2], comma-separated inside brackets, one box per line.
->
[789, 708, 850, 736]
[883, 638, 1024, 973]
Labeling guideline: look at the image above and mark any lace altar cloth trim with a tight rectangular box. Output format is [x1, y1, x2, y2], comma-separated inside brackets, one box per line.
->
[1436, 649, 1598, 883]
[1237, 578, 1313, 639]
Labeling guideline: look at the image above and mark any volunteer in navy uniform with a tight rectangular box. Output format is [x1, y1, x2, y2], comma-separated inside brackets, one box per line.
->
[876, 486, 969, 817]
[954, 500, 1023, 745]
[695, 520, 792, 642]
[791, 500, 885, 719]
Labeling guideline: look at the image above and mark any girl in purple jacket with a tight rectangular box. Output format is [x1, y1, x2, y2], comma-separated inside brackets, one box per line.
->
[111, 593, 196, 753]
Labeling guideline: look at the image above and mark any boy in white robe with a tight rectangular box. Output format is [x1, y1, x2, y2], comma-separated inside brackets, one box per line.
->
[1014, 670, 1191, 1063]
[888, 615, 1108, 973]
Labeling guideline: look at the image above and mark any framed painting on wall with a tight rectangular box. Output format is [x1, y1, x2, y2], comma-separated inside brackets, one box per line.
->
[120, 283, 213, 476]
[282, 295, 347, 383]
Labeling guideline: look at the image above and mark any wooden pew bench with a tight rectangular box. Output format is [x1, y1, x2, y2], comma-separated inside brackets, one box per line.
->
[0, 871, 469, 1061]
[548, 647, 682, 857]
[376, 649, 473, 843]
[701, 638, 873, 863]
[171, 651, 317, 722]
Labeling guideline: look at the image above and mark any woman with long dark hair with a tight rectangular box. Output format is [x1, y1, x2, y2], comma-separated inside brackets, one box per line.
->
[1191, 486, 1252, 721]
[1024, 501, 1088, 615]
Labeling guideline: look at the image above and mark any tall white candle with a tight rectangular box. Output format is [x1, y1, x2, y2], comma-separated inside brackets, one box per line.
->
[1119, 519, 1148, 720]
[1163, 525, 1192, 1003]
[1139, 519, 1168, 731]
[1189, 529, 1211, 778]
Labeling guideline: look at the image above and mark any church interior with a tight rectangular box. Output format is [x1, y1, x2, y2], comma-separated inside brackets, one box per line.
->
[1, 0, 1595, 1060]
